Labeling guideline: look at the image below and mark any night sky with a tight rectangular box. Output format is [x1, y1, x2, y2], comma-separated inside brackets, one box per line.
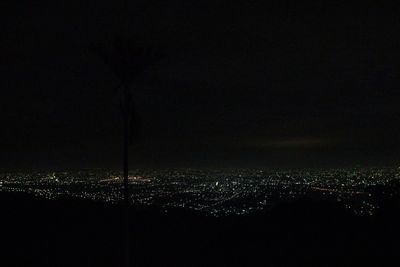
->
[2, 1, 400, 170]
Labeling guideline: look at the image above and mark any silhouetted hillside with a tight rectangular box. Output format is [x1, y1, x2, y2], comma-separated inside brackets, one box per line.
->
[1, 192, 399, 266]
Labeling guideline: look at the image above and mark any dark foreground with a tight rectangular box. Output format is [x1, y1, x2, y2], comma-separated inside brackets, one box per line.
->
[1, 192, 399, 267]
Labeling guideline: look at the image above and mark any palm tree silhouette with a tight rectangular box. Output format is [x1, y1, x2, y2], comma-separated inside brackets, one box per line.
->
[91, 36, 162, 267]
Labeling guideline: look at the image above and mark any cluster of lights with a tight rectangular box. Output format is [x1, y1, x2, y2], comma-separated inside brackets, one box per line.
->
[0, 167, 399, 217]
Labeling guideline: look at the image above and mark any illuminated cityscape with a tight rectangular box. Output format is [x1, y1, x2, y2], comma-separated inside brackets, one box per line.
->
[3, 0, 400, 265]
[2, 167, 399, 216]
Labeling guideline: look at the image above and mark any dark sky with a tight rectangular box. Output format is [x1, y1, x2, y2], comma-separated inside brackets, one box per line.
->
[2, 1, 400, 170]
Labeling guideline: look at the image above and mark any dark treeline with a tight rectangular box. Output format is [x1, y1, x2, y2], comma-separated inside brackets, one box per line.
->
[2, 187, 399, 267]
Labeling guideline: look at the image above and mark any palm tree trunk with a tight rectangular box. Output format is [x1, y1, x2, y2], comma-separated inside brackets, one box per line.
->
[123, 88, 130, 207]
[123, 86, 130, 267]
